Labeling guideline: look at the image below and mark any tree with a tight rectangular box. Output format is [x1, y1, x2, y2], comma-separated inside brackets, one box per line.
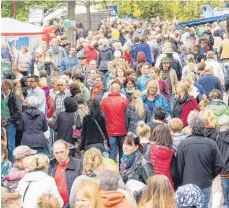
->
[67, 0, 76, 43]
[76, 0, 92, 30]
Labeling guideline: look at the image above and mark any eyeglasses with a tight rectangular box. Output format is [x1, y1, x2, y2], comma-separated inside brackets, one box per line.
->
[27, 81, 35, 83]
[57, 84, 64, 87]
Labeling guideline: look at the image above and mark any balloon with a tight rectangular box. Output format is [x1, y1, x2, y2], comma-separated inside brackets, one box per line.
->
[42, 34, 49, 42]
[63, 19, 71, 29]
[134, 10, 141, 17]
[43, 26, 50, 35]
[49, 25, 57, 33]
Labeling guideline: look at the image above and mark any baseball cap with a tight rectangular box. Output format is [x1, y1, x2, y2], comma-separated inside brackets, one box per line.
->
[13, 146, 37, 160]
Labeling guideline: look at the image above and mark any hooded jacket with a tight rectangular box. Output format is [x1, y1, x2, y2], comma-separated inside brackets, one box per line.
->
[49, 45, 67, 67]
[85, 45, 97, 64]
[204, 128, 220, 141]
[17, 171, 63, 208]
[101, 190, 137, 208]
[19, 108, 48, 148]
[98, 47, 114, 71]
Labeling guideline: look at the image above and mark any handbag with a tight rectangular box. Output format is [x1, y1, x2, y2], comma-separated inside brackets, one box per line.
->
[93, 118, 110, 157]
[72, 112, 82, 139]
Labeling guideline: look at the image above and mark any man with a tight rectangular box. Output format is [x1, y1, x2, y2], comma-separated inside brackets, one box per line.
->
[1, 80, 22, 162]
[26, 75, 46, 114]
[130, 35, 140, 68]
[12, 64, 23, 81]
[176, 116, 224, 208]
[198, 65, 223, 96]
[60, 47, 79, 75]
[159, 57, 178, 110]
[49, 77, 59, 100]
[98, 170, 137, 208]
[89, 60, 98, 71]
[136, 63, 151, 92]
[49, 140, 81, 208]
[54, 79, 70, 116]
[101, 83, 129, 163]
[4, 146, 37, 192]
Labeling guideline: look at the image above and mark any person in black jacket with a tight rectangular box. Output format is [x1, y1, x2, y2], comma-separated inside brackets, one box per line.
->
[2, 79, 22, 162]
[176, 116, 224, 208]
[80, 99, 109, 152]
[18, 96, 47, 154]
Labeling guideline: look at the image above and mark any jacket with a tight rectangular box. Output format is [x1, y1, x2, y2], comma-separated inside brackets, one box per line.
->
[49, 156, 81, 205]
[17, 171, 63, 208]
[121, 152, 154, 184]
[134, 43, 152, 63]
[176, 135, 224, 189]
[101, 92, 129, 136]
[216, 130, 229, 175]
[160, 68, 178, 94]
[48, 45, 67, 67]
[98, 47, 114, 71]
[172, 96, 199, 127]
[85, 45, 97, 64]
[37, 62, 58, 76]
[204, 128, 220, 141]
[46, 96, 54, 119]
[80, 115, 109, 150]
[5, 91, 22, 125]
[125, 103, 151, 134]
[19, 108, 48, 148]
[169, 57, 182, 80]
[101, 190, 137, 208]
[60, 56, 79, 74]
[172, 134, 188, 151]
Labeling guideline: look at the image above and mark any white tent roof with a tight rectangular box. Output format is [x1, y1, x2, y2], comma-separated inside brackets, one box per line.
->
[1, 18, 43, 36]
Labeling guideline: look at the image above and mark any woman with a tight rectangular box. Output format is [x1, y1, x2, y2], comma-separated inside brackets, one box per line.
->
[42, 86, 54, 119]
[125, 90, 151, 134]
[172, 81, 199, 127]
[19, 96, 48, 154]
[121, 77, 138, 102]
[17, 46, 31, 76]
[17, 154, 63, 208]
[182, 54, 198, 78]
[138, 175, 176, 208]
[116, 68, 126, 88]
[81, 100, 109, 152]
[90, 75, 106, 103]
[120, 135, 154, 184]
[13, 80, 24, 102]
[54, 97, 78, 149]
[145, 124, 177, 189]
[75, 179, 104, 208]
[143, 80, 170, 117]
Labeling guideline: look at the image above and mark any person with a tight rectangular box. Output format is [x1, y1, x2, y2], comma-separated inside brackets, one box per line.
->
[172, 81, 199, 127]
[125, 90, 151, 134]
[4, 145, 37, 193]
[12, 64, 23, 81]
[98, 170, 137, 208]
[182, 54, 198, 78]
[138, 175, 176, 208]
[13, 80, 24, 103]
[81, 100, 109, 152]
[83, 40, 98, 64]
[176, 116, 224, 208]
[55, 97, 78, 151]
[18, 96, 48, 154]
[121, 77, 138, 102]
[17, 154, 63, 208]
[198, 65, 223, 96]
[168, 118, 188, 151]
[136, 121, 151, 149]
[1, 193, 23, 208]
[37, 194, 61, 208]
[1, 143, 12, 185]
[115, 68, 126, 87]
[26, 75, 46, 114]
[136, 63, 152, 92]
[143, 80, 169, 117]
[75, 179, 104, 208]
[17, 46, 31, 76]
[120, 134, 154, 184]
[42, 86, 54, 119]
[101, 83, 129, 163]
[90, 75, 106, 102]
[49, 77, 59, 100]
[1, 79, 22, 162]
[49, 140, 81, 208]
[175, 184, 204, 208]
[60, 47, 79, 74]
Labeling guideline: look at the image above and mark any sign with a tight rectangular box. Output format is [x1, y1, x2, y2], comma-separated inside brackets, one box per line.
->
[28, 8, 44, 24]
[109, 5, 118, 17]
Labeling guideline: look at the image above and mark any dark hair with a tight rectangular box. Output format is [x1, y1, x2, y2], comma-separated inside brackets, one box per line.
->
[70, 82, 81, 96]
[76, 94, 86, 105]
[123, 77, 136, 88]
[153, 107, 166, 121]
[64, 97, 78, 112]
[63, 70, 72, 79]
[126, 70, 135, 76]
[89, 100, 101, 118]
[72, 73, 84, 83]
[124, 135, 142, 152]
[152, 67, 161, 75]
[39, 70, 48, 78]
[29, 75, 39, 83]
[150, 124, 173, 148]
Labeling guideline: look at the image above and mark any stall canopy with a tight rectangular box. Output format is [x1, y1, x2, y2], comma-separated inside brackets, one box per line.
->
[1, 18, 43, 36]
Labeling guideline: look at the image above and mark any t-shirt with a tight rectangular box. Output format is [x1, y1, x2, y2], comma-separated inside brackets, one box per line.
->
[54, 161, 69, 206]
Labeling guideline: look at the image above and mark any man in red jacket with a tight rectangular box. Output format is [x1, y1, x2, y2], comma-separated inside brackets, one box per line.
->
[101, 83, 129, 163]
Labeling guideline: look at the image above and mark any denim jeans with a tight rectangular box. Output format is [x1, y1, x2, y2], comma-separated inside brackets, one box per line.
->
[201, 186, 212, 208]
[168, 93, 175, 112]
[34, 147, 46, 155]
[221, 178, 229, 208]
[109, 136, 125, 164]
[6, 124, 16, 163]
[44, 139, 52, 158]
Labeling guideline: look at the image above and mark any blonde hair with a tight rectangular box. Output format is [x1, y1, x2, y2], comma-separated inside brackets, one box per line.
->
[139, 175, 176, 208]
[133, 90, 145, 118]
[168, 118, 184, 133]
[177, 81, 190, 93]
[37, 194, 61, 208]
[200, 109, 220, 129]
[23, 154, 49, 171]
[145, 80, 159, 96]
[136, 121, 150, 138]
[75, 179, 104, 208]
[83, 148, 103, 173]
[39, 77, 47, 88]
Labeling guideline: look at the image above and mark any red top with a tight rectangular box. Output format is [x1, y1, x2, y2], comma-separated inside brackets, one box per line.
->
[54, 161, 69, 206]
[158, 79, 170, 101]
[85, 45, 97, 64]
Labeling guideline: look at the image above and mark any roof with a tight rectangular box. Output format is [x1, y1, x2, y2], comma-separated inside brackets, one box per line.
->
[1, 18, 43, 36]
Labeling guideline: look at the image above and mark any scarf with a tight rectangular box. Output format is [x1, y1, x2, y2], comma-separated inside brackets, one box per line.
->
[173, 93, 189, 118]
[120, 150, 139, 175]
[125, 88, 135, 94]
[91, 83, 104, 100]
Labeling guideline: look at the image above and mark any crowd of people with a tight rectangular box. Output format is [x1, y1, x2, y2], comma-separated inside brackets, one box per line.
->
[1, 17, 229, 208]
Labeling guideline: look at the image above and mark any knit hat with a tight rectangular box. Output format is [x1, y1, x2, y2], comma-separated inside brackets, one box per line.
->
[175, 184, 204, 208]
[161, 57, 171, 64]
[13, 146, 37, 160]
